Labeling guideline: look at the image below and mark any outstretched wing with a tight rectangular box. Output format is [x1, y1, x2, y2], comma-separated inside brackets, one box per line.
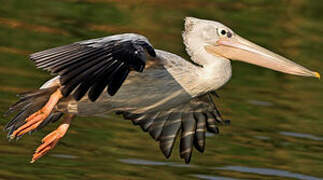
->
[30, 33, 156, 101]
[119, 93, 230, 164]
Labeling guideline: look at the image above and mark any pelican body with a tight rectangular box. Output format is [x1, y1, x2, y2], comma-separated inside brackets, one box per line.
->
[4, 17, 319, 163]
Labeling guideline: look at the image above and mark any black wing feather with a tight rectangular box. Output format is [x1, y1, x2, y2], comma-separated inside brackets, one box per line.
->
[108, 67, 129, 96]
[60, 58, 113, 97]
[30, 34, 156, 101]
[180, 112, 196, 163]
[159, 112, 181, 158]
[193, 112, 206, 152]
[149, 112, 169, 140]
[88, 61, 123, 101]
[73, 60, 112, 100]
[60, 52, 108, 85]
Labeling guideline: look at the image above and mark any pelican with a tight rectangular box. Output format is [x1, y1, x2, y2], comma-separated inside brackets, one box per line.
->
[4, 17, 319, 164]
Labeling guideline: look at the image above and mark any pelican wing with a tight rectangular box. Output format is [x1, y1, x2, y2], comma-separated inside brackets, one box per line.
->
[30, 33, 156, 101]
[120, 93, 229, 164]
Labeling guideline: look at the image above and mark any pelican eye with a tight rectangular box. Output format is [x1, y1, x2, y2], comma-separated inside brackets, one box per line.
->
[220, 30, 226, 35]
[217, 28, 228, 37]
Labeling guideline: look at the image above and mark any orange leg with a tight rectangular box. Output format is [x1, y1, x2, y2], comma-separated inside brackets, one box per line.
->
[10, 89, 63, 139]
[31, 114, 74, 163]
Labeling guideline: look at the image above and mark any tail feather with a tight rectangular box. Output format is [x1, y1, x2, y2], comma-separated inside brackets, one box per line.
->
[18, 87, 56, 98]
[4, 99, 30, 117]
[4, 86, 63, 139]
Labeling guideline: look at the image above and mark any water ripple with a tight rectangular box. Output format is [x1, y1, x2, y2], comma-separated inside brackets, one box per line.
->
[247, 100, 273, 107]
[280, 131, 323, 141]
[216, 166, 323, 180]
[191, 174, 244, 180]
[118, 158, 194, 167]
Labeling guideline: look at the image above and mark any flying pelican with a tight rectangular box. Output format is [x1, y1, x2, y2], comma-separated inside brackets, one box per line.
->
[4, 17, 319, 164]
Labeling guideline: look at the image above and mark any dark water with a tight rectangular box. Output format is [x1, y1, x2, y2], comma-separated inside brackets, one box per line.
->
[0, 0, 322, 179]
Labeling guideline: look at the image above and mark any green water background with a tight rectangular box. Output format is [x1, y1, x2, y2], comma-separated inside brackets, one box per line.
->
[0, 0, 322, 179]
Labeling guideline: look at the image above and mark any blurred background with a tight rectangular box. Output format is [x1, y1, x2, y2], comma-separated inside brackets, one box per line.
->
[0, 0, 322, 179]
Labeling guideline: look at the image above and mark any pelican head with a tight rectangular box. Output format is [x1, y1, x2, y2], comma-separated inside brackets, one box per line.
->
[183, 17, 320, 79]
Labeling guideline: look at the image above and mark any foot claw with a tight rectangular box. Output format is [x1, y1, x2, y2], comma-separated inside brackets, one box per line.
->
[31, 121, 70, 163]
[10, 113, 45, 139]
[32, 132, 61, 163]
[32, 146, 52, 163]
